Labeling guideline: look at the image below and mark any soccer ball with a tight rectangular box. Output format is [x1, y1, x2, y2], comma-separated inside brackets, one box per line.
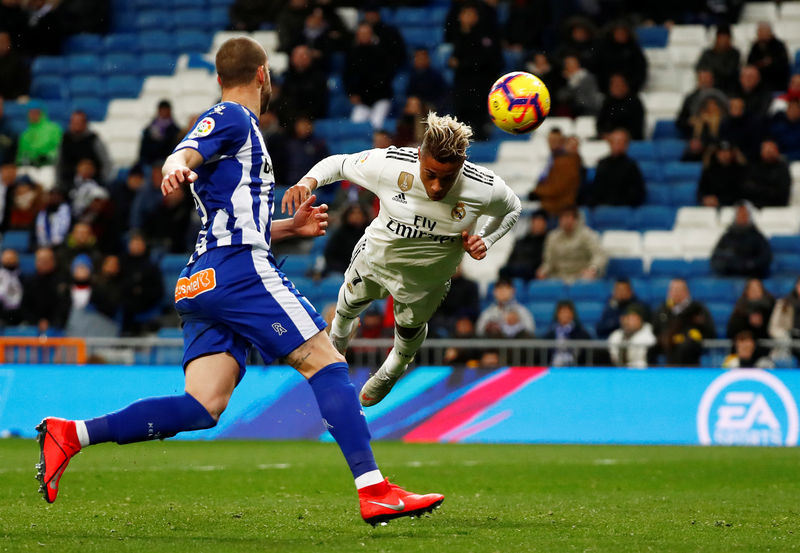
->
[487, 71, 551, 134]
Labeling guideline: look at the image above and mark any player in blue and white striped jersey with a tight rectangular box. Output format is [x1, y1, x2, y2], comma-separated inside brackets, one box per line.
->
[35, 37, 443, 526]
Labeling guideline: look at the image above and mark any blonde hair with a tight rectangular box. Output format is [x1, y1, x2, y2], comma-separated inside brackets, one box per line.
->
[421, 112, 472, 163]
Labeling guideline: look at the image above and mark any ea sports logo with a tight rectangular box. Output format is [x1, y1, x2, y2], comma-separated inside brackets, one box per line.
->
[697, 371, 799, 446]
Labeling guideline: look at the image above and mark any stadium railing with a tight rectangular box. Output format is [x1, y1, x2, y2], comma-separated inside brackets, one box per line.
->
[0, 337, 87, 364]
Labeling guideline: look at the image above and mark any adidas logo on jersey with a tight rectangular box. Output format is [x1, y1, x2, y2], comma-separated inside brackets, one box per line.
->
[392, 193, 407, 204]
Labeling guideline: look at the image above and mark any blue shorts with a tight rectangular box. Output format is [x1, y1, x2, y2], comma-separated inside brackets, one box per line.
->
[175, 245, 326, 381]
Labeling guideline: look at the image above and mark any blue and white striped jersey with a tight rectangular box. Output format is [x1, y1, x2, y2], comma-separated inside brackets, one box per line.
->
[173, 101, 275, 264]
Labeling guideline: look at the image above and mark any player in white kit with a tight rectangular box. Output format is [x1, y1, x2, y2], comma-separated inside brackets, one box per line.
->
[282, 113, 521, 406]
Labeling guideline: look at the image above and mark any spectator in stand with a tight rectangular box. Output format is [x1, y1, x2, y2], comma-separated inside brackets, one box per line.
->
[769, 277, 800, 362]
[527, 52, 564, 98]
[676, 69, 728, 138]
[0, 162, 17, 231]
[596, 73, 645, 139]
[363, 4, 406, 74]
[120, 233, 163, 335]
[733, 65, 772, 119]
[543, 300, 592, 366]
[555, 17, 598, 74]
[722, 330, 774, 369]
[688, 95, 727, 149]
[653, 278, 716, 366]
[442, 316, 481, 366]
[590, 129, 645, 207]
[719, 96, 767, 161]
[229, 0, 279, 32]
[776, 73, 800, 109]
[476, 278, 535, 338]
[20, 0, 62, 56]
[537, 206, 607, 282]
[697, 141, 747, 207]
[278, 45, 328, 124]
[444, 0, 499, 44]
[109, 164, 143, 246]
[58, 221, 102, 270]
[158, 179, 194, 254]
[394, 96, 427, 147]
[56, 110, 111, 190]
[276, 0, 309, 53]
[372, 129, 392, 149]
[769, 98, 800, 161]
[499, 209, 549, 282]
[321, 203, 369, 276]
[21, 246, 70, 333]
[34, 187, 70, 248]
[0, 248, 23, 324]
[16, 104, 61, 167]
[695, 25, 741, 94]
[504, 0, 550, 53]
[595, 21, 647, 94]
[740, 139, 791, 207]
[130, 163, 166, 241]
[0, 98, 18, 164]
[70, 158, 109, 220]
[680, 137, 706, 162]
[711, 200, 771, 279]
[554, 54, 602, 117]
[449, 3, 503, 139]
[608, 303, 656, 368]
[747, 22, 790, 92]
[429, 264, 480, 338]
[89, 254, 123, 322]
[6, 176, 41, 231]
[65, 253, 118, 337]
[596, 278, 650, 339]
[138, 100, 181, 166]
[528, 128, 582, 216]
[406, 49, 448, 111]
[283, 117, 329, 185]
[726, 278, 774, 341]
[344, 22, 396, 130]
[0, 31, 29, 99]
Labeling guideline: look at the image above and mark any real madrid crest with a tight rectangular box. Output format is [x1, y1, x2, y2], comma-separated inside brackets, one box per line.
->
[397, 171, 413, 192]
[451, 201, 466, 220]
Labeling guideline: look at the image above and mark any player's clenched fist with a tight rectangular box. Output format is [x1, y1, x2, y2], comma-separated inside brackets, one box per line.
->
[161, 167, 197, 196]
[282, 179, 315, 215]
[461, 231, 488, 260]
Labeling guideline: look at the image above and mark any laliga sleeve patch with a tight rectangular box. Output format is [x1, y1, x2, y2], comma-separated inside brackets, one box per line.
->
[189, 117, 215, 138]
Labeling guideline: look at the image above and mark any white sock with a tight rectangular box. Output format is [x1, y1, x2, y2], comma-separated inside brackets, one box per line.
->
[75, 420, 90, 448]
[330, 312, 358, 338]
[355, 469, 384, 489]
[382, 325, 427, 376]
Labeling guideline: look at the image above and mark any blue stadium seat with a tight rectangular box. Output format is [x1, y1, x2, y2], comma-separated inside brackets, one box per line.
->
[335, 139, 372, 154]
[137, 31, 173, 53]
[139, 54, 177, 76]
[652, 120, 682, 140]
[176, 9, 213, 29]
[159, 254, 188, 275]
[575, 301, 604, 326]
[134, 10, 174, 30]
[687, 259, 711, 277]
[31, 56, 64, 76]
[671, 181, 696, 206]
[392, 72, 409, 97]
[433, 43, 454, 71]
[4, 101, 28, 120]
[663, 161, 702, 183]
[104, 33, 140, 54]
[607, 258, 645, 278]
[3, 325, 40, 337]
[106, 75, 143, 98]
[393, 8, 437, 26]
[67, 54, 101, 75]
[526, 301, 555, 326]
[468, 141, 500, 163]
[650, 258, 692, 278]
[70, 98, 108, 121]
[17, 253, 36, 275]
[627, 141, 658, 162]
[43, 100, 70, 121]
[638, 161, 663, 182]
[592, 206, 633, 231]
[2, 230, 30, 252]
[327, 94, 351, 118]
[629, 277, 652, 304]
[769, 235, 800, 254]
[209, 7, 229, 28]
[278, 255, 314, 277]
[764, 276, 796, 297]
[175, 30, 211, 53]
[646, 183, 671, 205]
[631, 205, 675, 230]
[208, 0, 234, 5]
[401, 27, 444, 49]
[774, 253, 800, 275]
[30, 76, 69, 100]
[655, 139, 686, 162]
[636, 26, 669, 48]
[132, 0, 162, 8]
[648, 277, 672, 306]
[64, 33, 104, 54]
[307, 277, 342, 306]
[102, 53, 140, 76]
[708, 301, 733, 329]
[69, 76, 106, 98]
[502, 49, 525, 72]
[157, 327, 183, 339]
[568, 280, 611, 301]
[688, 277, 738, 303]
[528, 279, 567, 302]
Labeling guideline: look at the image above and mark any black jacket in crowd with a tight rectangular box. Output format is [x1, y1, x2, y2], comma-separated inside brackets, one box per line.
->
[711, 223, 772, 278]
[696, 158, 747, 205]
[590, 154, 646, 206]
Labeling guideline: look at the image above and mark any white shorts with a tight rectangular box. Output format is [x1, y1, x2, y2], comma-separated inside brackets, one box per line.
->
[338, 238, 450, 328]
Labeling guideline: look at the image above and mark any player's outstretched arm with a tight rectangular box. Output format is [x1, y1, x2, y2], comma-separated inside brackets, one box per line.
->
[272, 194, 329, 242]
[161, 148, 203, 196]
[282, 178, 317, 216]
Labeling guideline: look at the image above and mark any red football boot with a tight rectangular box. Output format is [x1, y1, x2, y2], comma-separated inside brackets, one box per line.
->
[35, 418, 81, 503]
[359, 478, 444, 526]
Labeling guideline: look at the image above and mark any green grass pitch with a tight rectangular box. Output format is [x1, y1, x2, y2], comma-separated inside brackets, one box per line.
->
[1, 440, 799, 552]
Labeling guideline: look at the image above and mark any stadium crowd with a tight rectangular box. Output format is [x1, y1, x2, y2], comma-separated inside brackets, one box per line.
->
[0, 0, 799, 368]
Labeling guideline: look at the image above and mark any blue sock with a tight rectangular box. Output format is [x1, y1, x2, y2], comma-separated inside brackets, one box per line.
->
[308, 362, 379, 479]
[83, 393, 217, 445]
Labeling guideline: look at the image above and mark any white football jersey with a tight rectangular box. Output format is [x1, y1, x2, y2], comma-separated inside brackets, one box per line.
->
[305, 146, 521, 302]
